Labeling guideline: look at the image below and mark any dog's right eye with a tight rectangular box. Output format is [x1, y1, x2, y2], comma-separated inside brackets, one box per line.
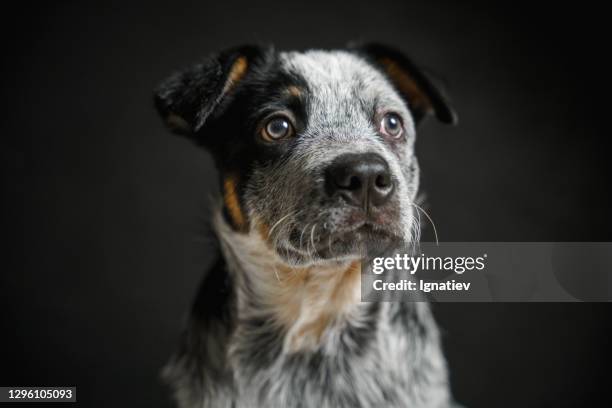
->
[261, 116, 294, 142]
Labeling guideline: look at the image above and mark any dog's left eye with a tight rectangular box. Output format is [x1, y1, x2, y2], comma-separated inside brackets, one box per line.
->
[261, 116, 295, 142]
[380, 113, 404, 139]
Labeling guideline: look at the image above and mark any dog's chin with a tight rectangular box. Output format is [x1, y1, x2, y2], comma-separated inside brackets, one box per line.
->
[276, 222, 403, 267]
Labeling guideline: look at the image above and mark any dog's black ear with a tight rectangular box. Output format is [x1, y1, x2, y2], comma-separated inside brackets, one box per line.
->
[154, 45, 267, 135]
[350, 42, 457, 125]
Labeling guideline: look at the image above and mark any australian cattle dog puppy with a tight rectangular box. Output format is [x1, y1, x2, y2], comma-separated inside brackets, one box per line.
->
[154, 42, 458, 408]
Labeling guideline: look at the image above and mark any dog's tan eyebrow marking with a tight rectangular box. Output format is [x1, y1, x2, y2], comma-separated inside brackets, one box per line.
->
[286, 85, 303, 97]
[223, 175, 247, 231]
[222, 56, 249, 94]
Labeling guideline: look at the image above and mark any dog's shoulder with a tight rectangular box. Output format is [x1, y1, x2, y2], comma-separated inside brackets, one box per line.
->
[162, 253, 237, 406]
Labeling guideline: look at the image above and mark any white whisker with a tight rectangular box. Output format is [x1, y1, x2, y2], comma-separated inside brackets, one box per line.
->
[310, 223, 318, 259]
[299, 223, 310, 255]
[268, 212, 295, 240]
[410, 202, 439, 245]
[272, 263, 281, 283]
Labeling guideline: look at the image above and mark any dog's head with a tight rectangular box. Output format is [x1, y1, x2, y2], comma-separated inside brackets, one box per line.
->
[155, 44, 456, 266]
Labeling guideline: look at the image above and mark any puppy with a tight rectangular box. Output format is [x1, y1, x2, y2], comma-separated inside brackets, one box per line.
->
[154, 43, 458, 408]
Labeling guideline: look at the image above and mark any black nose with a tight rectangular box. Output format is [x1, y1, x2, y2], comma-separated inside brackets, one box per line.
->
[325, 153, 394, 209]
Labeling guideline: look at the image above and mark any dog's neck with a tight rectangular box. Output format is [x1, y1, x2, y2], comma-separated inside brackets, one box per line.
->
[214, 210, 363, 353]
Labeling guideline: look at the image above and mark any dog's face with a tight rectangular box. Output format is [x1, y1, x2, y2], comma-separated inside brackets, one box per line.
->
[155, 44, 456, 266]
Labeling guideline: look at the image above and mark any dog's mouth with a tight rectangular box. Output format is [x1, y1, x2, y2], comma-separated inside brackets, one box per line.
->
[276, 209, 404, 264]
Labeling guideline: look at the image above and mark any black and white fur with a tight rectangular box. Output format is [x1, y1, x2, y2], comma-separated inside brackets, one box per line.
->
[154, 43, 458, 408]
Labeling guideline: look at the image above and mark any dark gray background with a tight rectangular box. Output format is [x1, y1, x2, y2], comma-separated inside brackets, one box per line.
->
[2, 1, 610, 407]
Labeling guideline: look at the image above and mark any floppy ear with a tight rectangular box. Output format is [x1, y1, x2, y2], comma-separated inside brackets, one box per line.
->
[350, 42, 457, 125]
[154, 45, 267, 135]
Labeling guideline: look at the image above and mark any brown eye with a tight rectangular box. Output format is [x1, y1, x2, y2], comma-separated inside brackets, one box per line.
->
[380, 113, 404, 139]
[261, 116, 294, 142]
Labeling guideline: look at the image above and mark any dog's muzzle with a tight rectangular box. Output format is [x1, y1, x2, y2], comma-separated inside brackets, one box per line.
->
[279, 152, 401, 263]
